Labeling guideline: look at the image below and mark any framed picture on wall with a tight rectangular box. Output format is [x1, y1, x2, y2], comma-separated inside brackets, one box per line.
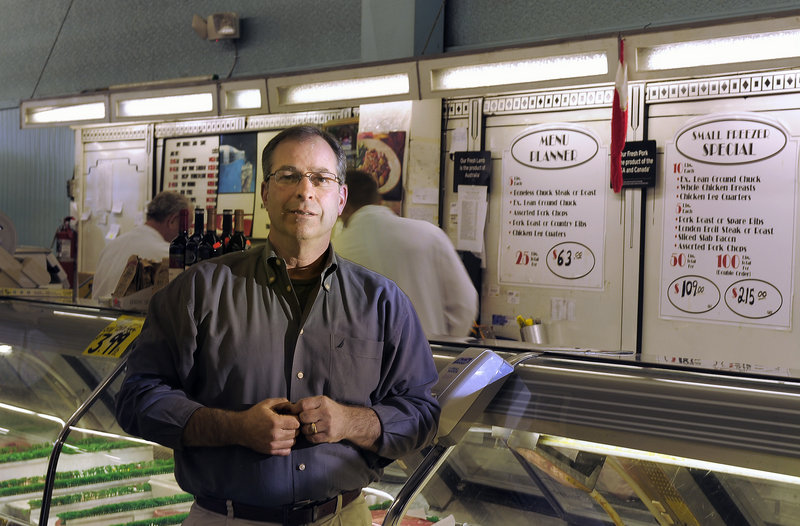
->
[323, 118, 359, 169]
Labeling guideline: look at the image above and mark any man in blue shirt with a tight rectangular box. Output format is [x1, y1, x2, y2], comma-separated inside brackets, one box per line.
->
[115, 125, 440, 525]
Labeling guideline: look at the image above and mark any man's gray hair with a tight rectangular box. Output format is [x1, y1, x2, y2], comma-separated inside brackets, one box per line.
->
[261, 125, 347, 184]
[146, 191, 191, 222]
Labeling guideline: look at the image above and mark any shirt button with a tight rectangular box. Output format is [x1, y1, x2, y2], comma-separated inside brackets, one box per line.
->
[299, 328, 304, 335]
[297, 371, 304, 379]
[324, 283, 330, 290]
[298, 463, 306, 471]
[268, 277, 275, 284]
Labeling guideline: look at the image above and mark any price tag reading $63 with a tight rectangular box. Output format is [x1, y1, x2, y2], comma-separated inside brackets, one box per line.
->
[83, 315, 145, 358]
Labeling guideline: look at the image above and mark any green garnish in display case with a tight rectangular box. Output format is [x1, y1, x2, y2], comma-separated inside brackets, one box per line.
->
[0, 459, 174, 497]
[28, 482, 152, 508]
[0, 437, 141, 463]
[56, 494, 193, 522]
[110, 513, 189, 526]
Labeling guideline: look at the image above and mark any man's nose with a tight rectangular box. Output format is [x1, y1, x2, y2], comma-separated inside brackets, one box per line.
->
[295, 175, 316, 197]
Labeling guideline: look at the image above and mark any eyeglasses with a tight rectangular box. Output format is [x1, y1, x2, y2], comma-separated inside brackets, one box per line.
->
[267, 169, 341, 188]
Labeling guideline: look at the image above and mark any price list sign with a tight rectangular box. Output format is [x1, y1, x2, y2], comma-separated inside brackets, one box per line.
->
[499, 124, 607, 289]
[660, 113, 798, 328]
[163, 136, 220, 207]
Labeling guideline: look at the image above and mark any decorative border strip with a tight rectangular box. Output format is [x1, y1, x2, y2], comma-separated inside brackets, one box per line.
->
[646, 69, 800, 103]
[446, 87, 614, 118]
[81, 125, 148, 142]
[85, 107, 358, 142]
[155, 117, 246, 138]
[246, 108, 356, 129]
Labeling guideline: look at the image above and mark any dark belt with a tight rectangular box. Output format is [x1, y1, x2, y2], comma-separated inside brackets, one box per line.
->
[195, 489, 361, 525]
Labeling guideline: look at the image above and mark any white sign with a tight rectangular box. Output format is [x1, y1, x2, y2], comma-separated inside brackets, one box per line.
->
[499, 124, 607, 289]
[660, 113, 798, 328]
[457, 185, 487, 253]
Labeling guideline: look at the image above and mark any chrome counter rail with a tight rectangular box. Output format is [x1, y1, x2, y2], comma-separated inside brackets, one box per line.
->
[38, 357, 130, 525]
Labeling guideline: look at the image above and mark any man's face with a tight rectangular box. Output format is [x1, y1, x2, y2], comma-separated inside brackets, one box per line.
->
[261, 136, 347, 250]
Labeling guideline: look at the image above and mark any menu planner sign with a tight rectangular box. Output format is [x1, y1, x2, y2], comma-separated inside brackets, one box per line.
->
[660, 113, 798, 328]
[499, 124, 607, 289]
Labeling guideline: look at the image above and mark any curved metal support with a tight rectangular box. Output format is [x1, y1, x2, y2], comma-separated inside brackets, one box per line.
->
[382, 443, 453, 526]
[38, 356, 129, 525]
[508, 351, 541, 367]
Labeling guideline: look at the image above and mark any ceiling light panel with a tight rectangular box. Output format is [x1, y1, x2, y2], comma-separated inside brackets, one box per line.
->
[21, 95, 109, 128]
[419, 38, 616, 98]
[268, 62, 419, 112]
[220, 79, 268, 114]
[639, 29, 800, 71]
[111, 86, 217, 121]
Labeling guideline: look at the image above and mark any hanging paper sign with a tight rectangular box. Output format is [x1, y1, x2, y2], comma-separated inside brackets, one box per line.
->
[499, 124, 607, 289]
[660, 113, 797, 328]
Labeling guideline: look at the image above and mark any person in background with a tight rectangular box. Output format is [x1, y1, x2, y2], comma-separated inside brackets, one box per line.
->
[92, 191, 189, 299]
[334, 169, 479, 338]
[115, 126, 439, 526]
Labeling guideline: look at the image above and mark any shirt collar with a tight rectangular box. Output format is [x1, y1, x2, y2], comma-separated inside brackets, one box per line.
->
[262, 238, 339, 293]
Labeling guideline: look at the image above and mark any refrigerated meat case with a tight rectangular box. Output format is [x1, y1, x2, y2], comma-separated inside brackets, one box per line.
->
[1, 297, 799, 526]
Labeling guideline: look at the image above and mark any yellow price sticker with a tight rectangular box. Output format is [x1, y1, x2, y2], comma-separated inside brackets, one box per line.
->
[83, 315, 145, 358]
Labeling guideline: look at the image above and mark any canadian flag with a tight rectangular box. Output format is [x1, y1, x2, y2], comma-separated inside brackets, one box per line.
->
[610, 37, 628, 193]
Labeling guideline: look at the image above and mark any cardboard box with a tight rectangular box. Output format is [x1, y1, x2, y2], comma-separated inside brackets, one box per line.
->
[111, 256, 170, 311]
[112, 286, 156, 311]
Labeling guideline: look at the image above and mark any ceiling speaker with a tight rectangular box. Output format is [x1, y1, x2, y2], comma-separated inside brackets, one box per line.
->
[192, 12, 239, 41]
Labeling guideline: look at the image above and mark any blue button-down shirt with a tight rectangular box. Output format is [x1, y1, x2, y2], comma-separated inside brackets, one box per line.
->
[115, 241, 440, 506]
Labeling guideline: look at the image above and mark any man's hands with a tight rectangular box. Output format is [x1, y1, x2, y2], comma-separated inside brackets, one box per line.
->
[236, 398, 301, 455]
[182, 396, 382, 455]
[182, 397, 300, 456]
[282, 396, 382, 453]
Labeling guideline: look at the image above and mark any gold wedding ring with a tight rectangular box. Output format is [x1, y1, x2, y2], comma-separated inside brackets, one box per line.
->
[311, 422, 317, 434]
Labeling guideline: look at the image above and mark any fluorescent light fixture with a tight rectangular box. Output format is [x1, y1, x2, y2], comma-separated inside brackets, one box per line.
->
[432, 52, 608, 91]
[54, 310, 116, 321]
[25, 101, 106, 124]
[220, 80, 267, 114]
[226, 88, 262, 110]
[117, 92, 214, 117]
[538, 434, 800, 485]
[0, 344, 11, 355]
[639, 29, 800, 70]
[279, 73, 410, 104]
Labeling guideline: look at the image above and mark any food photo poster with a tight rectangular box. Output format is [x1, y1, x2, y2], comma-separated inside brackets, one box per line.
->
[356, 131, 407, 213]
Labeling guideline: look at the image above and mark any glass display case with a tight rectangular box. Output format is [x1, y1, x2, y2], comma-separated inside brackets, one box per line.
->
[1, 297, 799, 526]
[381, 341, 800, 526]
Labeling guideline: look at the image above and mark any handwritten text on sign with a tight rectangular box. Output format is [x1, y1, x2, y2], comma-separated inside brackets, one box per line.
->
[500, 124, 607, 289]
[83, 315, 145, 358]
[660, 113, 797, 328]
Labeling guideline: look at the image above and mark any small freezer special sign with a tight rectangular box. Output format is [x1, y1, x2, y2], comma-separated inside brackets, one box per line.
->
[660, 113, 798, 329]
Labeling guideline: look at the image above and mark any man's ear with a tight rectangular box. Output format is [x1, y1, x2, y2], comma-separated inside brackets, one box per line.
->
[338, 184, 348, 215]
[260, 180, 270, 207]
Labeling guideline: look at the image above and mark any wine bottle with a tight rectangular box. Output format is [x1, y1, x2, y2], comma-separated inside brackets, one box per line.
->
[185, 207, 204, 266]
[169, 208, 190, 280]
[227, 209, 249, 252]
[198, 207, 221, 260]
[220, 209, 233, 254]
